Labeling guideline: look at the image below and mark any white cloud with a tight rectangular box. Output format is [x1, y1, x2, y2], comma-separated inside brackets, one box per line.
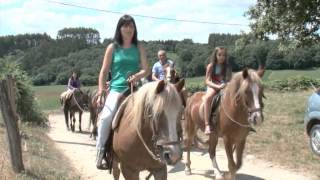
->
[0, 0, 256, 43]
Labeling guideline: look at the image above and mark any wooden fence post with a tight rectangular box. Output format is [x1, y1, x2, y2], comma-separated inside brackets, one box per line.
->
[0, 75, 24, 173]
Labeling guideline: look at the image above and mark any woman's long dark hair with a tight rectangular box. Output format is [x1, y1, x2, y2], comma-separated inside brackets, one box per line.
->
[113, 14, 138, 47]
[70, 71, 79, 80]
[210, 47, 228, 77]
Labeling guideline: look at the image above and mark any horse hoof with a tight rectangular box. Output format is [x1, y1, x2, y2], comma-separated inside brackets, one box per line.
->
[185, 169, 191, 175]
[224, 172, 235, 180]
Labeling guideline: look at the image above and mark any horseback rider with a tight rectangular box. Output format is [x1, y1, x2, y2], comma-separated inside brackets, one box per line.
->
[95, 14, 148, 170]
[152, 50, 175, 81]
[203, 47, 232, 135]
[60, 71, 81, 108]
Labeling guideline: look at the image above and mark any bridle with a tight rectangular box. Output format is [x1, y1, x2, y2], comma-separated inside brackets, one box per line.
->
[130, 83, 181, 164]
[220, 89, 263, 129]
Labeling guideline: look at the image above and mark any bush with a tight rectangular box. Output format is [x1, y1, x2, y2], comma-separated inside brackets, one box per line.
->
[186, 83, 205, 93]
[32, 72, 55, 85]
[0, 57, 47, 125]
[80, 74, 97, 86]
[265, 76, 320, 91]
[55, 72, 69, 85]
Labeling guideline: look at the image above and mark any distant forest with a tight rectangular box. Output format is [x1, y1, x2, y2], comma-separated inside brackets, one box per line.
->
[0, 27, 319, 86]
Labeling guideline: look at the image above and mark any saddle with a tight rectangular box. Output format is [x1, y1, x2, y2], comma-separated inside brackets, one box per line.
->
[103, 85, 138, 173]
[210, 93, 222, 123]
[200, 92, 222, 128]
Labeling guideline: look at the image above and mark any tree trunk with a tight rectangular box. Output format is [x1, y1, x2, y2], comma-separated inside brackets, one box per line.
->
[0, 75, 24, 173]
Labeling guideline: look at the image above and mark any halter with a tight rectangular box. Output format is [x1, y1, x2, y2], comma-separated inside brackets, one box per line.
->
[135, 114, 181, 164]
[134, 99, 181, 165]
[220, 92, 262, 129]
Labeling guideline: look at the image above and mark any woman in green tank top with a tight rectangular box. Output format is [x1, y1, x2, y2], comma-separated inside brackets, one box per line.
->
[95, 14, 149, 170]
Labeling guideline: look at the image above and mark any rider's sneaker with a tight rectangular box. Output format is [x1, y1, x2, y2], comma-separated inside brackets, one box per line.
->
[96, 149, 108, 170]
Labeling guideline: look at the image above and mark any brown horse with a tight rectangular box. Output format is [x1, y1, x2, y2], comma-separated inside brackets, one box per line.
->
[184, 67, 265, 180]
[61, 89, 90, 132]
[163, 64, 180, 84]
[110, 80, 185, 180]
[88, 88, 109, 140]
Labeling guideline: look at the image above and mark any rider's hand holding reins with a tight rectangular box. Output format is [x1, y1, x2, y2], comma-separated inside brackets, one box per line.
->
[127, 74, 138, 93]
[219, 83, 226, 90]
[96, 85, 108, 107]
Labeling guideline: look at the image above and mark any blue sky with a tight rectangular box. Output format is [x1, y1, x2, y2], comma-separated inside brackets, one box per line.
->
[0, 0, 256, 43]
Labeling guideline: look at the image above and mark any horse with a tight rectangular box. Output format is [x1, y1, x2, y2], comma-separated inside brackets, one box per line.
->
[110, 79, 185, 180]
[163, 64, 188, 142]
[163, 63, 180, 84]
[61, 89, 90, 132]
[184, 66, 265, 180]
[88, 88, 109, 140]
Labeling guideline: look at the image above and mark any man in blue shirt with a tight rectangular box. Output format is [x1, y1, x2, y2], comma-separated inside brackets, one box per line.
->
[152, 50, 175, 81]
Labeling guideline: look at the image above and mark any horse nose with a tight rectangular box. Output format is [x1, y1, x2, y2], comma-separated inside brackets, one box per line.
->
[163, 145, 182, 165]
[252, 112, 263, 126]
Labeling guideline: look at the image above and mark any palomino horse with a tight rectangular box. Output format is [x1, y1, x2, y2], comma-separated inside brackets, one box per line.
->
[61, 89, 90, 132]
[111, 80, 185, 180]
[184, 67, 265, 180]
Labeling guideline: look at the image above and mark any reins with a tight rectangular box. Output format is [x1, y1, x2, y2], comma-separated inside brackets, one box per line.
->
[72, 92, 86, 112]
[220, 92, 252, 129]
[126, 81, 165, 163]
[129, 81, 180, 164]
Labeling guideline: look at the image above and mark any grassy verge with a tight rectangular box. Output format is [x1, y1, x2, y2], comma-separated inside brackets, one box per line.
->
[246, 90, 320, 178]
[0, 115, 81, 179]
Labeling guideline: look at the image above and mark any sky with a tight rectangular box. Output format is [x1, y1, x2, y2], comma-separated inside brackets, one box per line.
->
[0, 0, 256, 43]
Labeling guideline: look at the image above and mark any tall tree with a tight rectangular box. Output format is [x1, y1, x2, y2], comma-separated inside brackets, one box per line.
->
[246, 0, 320, 46]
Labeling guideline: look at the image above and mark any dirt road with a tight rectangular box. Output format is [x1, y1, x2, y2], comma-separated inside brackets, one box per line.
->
[47, 112, 315, 180]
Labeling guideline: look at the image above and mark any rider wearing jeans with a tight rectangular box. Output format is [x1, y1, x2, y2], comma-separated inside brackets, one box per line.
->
[95, 14, 148, 170]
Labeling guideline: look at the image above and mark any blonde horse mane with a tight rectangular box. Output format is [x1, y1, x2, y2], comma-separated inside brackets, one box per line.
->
[228, 69, 263, 105]
[130, 81, 182, 130]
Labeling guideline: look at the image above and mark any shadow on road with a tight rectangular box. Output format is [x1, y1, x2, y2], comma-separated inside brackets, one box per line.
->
[237, 173, 264, 180]
[54, 140, 95, 147]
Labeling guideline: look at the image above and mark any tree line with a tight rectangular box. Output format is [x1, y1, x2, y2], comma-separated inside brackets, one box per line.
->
[0, 28, 319, 86]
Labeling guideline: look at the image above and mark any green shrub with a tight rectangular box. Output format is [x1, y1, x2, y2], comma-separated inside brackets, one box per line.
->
[80, 74, 97, 86]
[32, 72, 56, 85]
[186, 83, 205, 93]
[265, 76, 320, 91]
[0, 57, 47, 125]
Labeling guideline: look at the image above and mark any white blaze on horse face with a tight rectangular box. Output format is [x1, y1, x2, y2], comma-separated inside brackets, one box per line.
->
[165, 107, 179, 142]
[165, 66, 172, 81]
[164, 106, 182, 162]
[250, 83, 263, 125]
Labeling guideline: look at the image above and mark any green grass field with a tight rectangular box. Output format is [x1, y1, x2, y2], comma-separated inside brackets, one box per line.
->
[32, 85, 96, 111]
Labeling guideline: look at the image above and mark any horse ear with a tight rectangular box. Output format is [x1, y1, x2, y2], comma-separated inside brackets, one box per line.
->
[155, 80, 166, 94]
[257, 64, 265, 78]
[242, 67, 249, 79]
[175, 79, 185, 92]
